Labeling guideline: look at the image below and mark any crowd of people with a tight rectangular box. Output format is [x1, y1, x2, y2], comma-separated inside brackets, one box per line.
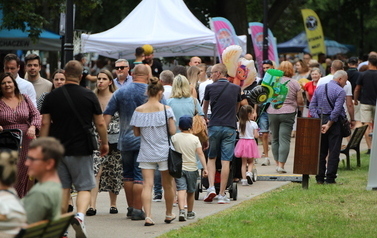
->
[0, 46, 375, 238]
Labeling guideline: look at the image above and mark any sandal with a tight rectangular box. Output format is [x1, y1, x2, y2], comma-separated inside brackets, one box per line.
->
[144, 217, 155, 226]
[164, 214, 176, 224]
[109, 207, 118, 214]
[86, 208, 97, 216]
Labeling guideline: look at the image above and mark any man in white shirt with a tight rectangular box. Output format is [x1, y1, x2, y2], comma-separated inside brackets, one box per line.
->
[24, 54, 53, 101]
[317, 60, 355, 127]
[3, 54, 37, 107]
[160, 70, 174, 99]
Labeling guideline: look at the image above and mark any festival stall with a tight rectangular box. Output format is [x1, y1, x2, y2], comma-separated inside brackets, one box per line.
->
[81, 0, 246, 58]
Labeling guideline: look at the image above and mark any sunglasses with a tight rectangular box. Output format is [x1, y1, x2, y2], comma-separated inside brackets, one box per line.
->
[115, 66, 129, 70]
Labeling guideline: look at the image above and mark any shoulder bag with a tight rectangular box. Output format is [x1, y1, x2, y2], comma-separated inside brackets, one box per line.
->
[325, 84, 351, 137]
[192, 98, 208, 143]
[164, 105, 182, 178]
[62, 86, 98, 151]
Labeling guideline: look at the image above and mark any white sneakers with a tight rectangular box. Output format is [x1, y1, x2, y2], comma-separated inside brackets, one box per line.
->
[241, 179, 248, 186]
[217, 194, 230, 204]
[261, 157, 271, 166]
[204, 187, 217, 202]
[276, 167, 287, 173]
[71, 215, 87, 238]
[246, 172, 253, 185]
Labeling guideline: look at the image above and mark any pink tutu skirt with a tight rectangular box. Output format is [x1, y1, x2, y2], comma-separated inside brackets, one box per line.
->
[234, 139, 260, 159]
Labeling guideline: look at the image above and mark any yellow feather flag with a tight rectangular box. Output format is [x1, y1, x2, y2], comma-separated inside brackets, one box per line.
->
[301, 9, 326, 55]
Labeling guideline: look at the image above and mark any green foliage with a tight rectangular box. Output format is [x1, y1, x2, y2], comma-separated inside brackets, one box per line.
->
[159, 152, 376, 238]
[0, 0, 101, 41]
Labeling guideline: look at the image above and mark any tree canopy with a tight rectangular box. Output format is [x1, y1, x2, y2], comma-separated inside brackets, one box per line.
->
[1, 0, 377, 56]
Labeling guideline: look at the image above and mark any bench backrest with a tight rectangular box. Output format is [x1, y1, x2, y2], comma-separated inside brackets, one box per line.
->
[15, 220, 49, 238]
[347, 125, 368, 149]
[41, 213, 74, 238]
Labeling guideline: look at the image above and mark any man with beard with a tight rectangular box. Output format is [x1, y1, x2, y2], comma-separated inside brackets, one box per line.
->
[24, 54, 52, 100]
[142, 44, 163, 77]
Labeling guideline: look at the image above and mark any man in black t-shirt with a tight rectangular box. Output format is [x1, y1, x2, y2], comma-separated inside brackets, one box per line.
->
[40, 60, 108, 238]
[354, 55, 377, 154]
[203, 63, 241, 204]
[142, 44, 163, 77]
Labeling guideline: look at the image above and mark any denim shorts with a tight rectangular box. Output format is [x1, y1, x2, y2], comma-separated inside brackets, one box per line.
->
[139, 161, 168, 171]
[258, 111, 269, 133]
[121, 150, 143, 183]
[208, 126, 236, 161]
[175, 170, 199, 193]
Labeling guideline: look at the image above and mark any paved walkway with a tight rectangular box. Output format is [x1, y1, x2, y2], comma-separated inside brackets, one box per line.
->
[67, 136, 368, 238]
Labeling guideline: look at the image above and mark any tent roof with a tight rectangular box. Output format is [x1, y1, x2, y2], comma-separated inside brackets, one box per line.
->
[0, 10, 61, 51]
[277, 32, 350, 56]
[81, 0, 217, 58]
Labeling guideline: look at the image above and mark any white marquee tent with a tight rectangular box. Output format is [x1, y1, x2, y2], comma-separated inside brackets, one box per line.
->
[81, 0, 246, 59]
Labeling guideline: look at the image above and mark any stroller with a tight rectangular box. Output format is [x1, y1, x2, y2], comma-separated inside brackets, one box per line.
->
[195, 147, 238, 201]
[0, 129, 23, 152]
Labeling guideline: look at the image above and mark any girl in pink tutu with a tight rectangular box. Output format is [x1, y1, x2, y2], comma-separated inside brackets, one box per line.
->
[234, 105, 260, 186]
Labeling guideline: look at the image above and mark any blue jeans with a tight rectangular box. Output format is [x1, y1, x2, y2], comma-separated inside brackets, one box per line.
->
[121, 150, 143, 183]
[258, 111, 269, 133]
[208, 126, 236, 161]
[154, 168, 162, 195]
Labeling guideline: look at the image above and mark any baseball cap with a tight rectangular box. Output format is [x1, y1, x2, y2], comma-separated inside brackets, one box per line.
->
[179, 115, 193, 130]
[348, 57, 358, 64]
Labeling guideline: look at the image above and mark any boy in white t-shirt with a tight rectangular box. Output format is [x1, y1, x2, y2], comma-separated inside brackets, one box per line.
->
[171, 115, 208, 221]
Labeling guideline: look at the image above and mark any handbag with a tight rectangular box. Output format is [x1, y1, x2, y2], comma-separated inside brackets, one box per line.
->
[325, 85, 351, 137]
[192, 98, 208, 143]
[62, 86, 98, 151]
[164, 105, 183, 178]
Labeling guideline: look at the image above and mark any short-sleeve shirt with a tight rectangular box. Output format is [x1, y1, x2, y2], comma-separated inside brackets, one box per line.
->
[172, 133, 201, 171]
[130, 108, 175, 163]
[204, 79, 241, 129]
[167, 97, 204, 132]
[237, 120, 258, 139]
[356, 70, 377, 105]
[303, 81, 317, 102]
[41, 84, 102, 156]
[267, 77, 301, 114]
[0, 189, 27, 235]
[104, 82, 148, 151]
[22, 181, 62, 224]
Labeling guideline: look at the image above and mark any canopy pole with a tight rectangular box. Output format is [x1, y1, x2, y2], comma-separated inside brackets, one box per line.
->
[64, 0, 74, 65]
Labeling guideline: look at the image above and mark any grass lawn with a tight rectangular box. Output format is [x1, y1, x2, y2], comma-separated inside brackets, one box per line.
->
[159, 153, 377, 238]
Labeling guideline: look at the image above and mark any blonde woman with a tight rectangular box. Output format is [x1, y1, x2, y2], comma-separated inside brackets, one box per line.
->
[86, 69, 123, 216]
[167, 74, 204, 133]
[187, 66, 201, 99]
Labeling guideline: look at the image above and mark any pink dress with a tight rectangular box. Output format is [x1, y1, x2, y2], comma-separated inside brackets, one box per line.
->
[234, 120, 261, 159]
[0, 95, 41, 198]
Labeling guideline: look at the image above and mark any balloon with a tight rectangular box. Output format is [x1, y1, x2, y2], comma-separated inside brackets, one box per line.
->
[249, 69, 289, 109]
[222, 45, 257, 90]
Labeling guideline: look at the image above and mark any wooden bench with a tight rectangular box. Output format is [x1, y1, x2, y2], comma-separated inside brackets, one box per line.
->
[340, 125, 368, 170]
[15, 213, 74, 238]
[15, 220, 49, 238]
[41, 213, 74, 238]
